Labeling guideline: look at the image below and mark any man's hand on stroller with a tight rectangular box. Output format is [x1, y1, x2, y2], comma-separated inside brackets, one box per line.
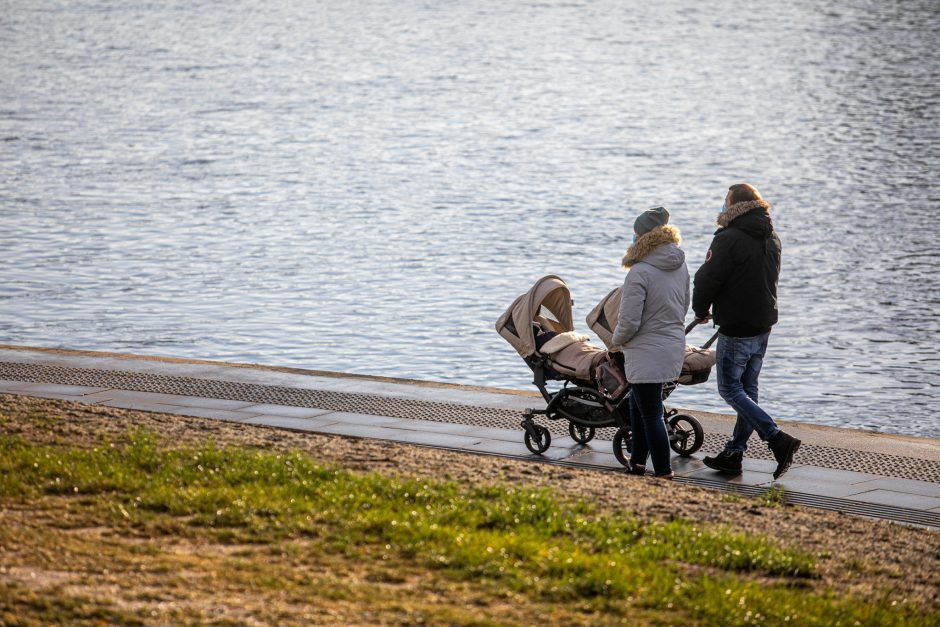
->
[694, 312, 712, 324]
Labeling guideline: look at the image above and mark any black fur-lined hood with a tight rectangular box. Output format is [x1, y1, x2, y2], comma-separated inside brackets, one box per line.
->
[717, 199, 774, 237]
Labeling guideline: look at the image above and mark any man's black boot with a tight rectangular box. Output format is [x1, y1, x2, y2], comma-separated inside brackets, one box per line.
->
[702, 449, 743, 475]
[768, 431, 801, 479]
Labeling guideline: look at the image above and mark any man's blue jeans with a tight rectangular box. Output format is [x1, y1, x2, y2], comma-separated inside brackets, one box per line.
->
[716, 332, 780, 453]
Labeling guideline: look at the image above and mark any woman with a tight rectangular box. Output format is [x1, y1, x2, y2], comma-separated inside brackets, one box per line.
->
[611, 206, 690, 479]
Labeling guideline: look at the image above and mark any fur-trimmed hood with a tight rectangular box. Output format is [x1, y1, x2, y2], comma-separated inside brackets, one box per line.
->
[717, 199, 772, 229]
[622, 224, 683, 268]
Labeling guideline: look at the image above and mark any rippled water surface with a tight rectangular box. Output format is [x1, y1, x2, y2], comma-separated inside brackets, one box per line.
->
[2, 1, 938, 437]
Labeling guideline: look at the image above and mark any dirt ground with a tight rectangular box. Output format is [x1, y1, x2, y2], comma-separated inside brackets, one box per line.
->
[1, 393, 938, 611]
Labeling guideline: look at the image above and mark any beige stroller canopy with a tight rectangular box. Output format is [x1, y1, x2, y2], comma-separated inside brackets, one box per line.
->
[496, 275, 574, 358]
[586, 286, 621, 349]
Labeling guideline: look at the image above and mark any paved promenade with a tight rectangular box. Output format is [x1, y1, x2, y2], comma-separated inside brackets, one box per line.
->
[1, 346, 938, 529]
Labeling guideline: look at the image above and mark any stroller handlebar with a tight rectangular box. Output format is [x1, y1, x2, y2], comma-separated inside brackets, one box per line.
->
[686, 318, 720, 350]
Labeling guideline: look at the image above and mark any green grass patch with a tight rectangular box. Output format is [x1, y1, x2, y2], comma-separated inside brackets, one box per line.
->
[760, 485, 788, 508]
[0, 429, 935, 626]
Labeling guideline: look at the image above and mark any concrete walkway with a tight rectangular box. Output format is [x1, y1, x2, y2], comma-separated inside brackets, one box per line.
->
[1, 346, 938, 529]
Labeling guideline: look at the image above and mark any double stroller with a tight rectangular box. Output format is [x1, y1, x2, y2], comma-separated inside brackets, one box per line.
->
[495, 275, 716, 467]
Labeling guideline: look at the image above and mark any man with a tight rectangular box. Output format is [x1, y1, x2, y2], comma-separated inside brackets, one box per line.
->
[692, 183, 800, 479]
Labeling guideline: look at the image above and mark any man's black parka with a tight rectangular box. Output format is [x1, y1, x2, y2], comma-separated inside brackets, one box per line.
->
[692, 201, 781, 337]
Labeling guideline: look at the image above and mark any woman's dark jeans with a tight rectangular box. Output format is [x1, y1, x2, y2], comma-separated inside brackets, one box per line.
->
[628, 382, 672, 475]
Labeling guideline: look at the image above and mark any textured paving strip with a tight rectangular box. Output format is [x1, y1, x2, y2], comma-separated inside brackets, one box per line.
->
[2, 360, 939, 486]
[670, 476, 940, 529]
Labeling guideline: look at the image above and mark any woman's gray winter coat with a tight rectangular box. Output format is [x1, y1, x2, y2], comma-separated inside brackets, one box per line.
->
[611, 225, 691, 383]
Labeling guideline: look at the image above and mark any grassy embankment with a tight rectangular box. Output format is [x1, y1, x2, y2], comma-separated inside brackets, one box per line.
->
[0, 405, 936, 626]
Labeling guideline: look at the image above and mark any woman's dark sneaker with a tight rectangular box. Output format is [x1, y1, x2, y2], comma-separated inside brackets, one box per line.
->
[768, 431, 801, 479]
[702, 450, 743, 474]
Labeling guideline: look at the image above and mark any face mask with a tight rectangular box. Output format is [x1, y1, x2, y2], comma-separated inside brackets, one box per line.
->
[720, 203, 728, 214]
[632, 233, 638, 243]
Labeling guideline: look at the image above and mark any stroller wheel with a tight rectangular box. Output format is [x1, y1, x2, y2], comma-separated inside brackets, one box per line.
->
[612, 426, 633, 468]
[524, 424, 552, 455]
[568, 423, 595, 445]
[668, 413, 704, 456]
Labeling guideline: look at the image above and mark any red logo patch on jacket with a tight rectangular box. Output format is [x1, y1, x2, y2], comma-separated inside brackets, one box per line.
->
[705, 249, 713, 262]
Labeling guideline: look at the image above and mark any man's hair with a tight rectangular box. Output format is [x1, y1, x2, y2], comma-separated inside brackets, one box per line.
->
[728, 183, 762, 205]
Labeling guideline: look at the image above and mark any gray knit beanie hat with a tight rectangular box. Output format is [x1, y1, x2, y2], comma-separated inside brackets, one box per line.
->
[633, 206, 670, 237]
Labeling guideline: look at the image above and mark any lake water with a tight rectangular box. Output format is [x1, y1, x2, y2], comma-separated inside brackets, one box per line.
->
[2, 0, 938, 438]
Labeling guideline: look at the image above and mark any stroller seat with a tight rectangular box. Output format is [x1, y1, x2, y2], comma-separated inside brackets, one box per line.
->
[536, 331, 608, 384]
[588, 286, 716, 385]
